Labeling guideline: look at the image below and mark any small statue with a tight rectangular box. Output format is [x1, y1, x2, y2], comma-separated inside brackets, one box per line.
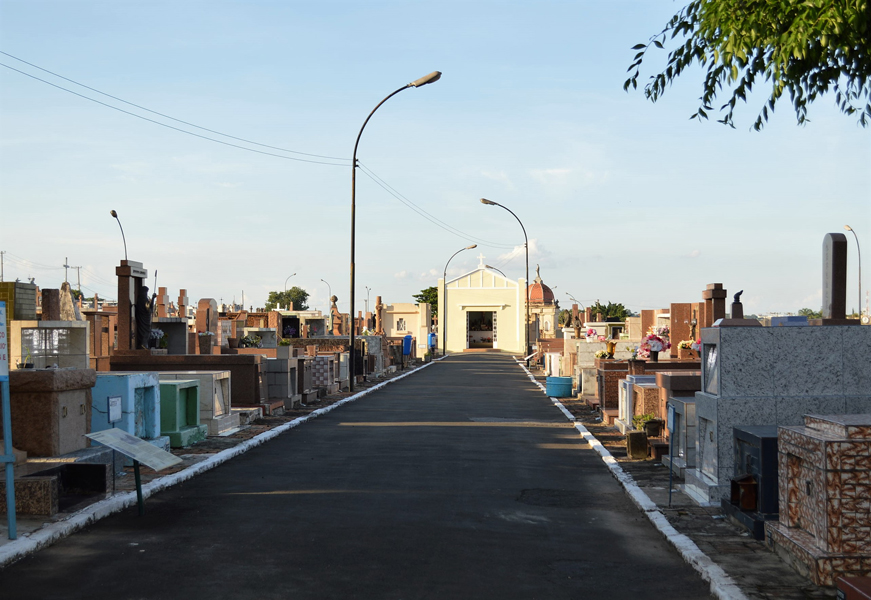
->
[731, 290, 745, 320]
[135, 285, 157, 349]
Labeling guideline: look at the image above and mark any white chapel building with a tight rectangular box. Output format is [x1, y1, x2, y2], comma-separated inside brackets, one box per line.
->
[437, 254, 527, 354]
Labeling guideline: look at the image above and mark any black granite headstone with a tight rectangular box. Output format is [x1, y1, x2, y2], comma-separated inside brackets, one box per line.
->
[822, 232, 848, 320]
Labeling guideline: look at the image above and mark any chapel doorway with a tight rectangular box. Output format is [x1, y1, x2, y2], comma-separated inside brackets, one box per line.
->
[467, 311, 496, 349]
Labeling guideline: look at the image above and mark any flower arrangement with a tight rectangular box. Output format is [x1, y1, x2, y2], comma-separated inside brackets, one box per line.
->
[278, 338, 293, 346]
[283, 326, 297, 337]
[240, 334, 262, 348]
[637, 333, 671, 358]
[677, 339, 694, 349]
[653, 326, 670, 337]
[586, 328, 596, 338]
[691, 338, 701, 351]
[594, 350, 610, 359]
[628, 345, 640, 360]
[198, 331, 215, 337]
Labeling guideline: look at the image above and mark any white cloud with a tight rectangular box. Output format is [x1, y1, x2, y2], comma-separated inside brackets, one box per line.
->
[801, 289, 822, 306]
[394, 270, 411, 280]
[479, 170, 515, 190]
[685, 249, 701, 258]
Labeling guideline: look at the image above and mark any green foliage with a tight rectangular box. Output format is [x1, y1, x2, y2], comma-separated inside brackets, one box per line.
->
[590, 300, 632, 321]
[633, 412, 656, 430]
[798, 307, 823, 319]
[625, 0, 871, 129]
[265, 287, 309, 311]
[412, 286, 439, 317]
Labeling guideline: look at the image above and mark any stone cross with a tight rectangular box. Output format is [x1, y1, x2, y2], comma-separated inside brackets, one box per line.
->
[477, 253, 486, 268]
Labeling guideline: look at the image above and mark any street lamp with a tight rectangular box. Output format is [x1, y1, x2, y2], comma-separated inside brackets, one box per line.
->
[349, 71, 441, 391]
[480, 198, 530, 364]
[110, 210, 128, 261]
[284, 273, 297, 310]
[365, 286, 371, 314]
[566, 293, 586, 311]
[321, 279, 332, 333]
[443, 244, 477, 357]
[485, 264, 506, 277]
[845, 225, 862, 319]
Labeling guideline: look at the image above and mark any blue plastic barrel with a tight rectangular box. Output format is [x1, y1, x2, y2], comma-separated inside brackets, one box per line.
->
[428, 333, 437, 348]
[545, 376, 573, 398]
[402, 334, 413, 355]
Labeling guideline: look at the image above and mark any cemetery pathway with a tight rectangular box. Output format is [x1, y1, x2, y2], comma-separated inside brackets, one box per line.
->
[0, 353, 712, 599]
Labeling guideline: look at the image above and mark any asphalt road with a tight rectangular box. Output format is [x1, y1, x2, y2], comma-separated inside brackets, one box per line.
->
[0, 354, 712, 599]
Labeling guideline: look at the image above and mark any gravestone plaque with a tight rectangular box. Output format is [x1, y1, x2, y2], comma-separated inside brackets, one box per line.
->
[86, 428, 181, 471]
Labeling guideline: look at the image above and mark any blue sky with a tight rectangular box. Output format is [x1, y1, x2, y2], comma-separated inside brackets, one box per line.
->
[1, 1, 869, 317]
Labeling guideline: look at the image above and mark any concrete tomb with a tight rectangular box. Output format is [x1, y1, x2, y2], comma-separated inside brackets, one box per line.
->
[158, 380, 208, 447]
[157, 371, 238, 435]
[685, 325, 871, 505]
[767, 415, 871, 586]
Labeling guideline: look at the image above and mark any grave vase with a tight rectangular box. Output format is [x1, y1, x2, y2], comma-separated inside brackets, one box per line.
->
[198, 335, 214, 355]
[649, 350, 659, 362]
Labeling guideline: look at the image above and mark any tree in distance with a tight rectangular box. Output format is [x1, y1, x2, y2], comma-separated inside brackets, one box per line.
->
[413, 286, 439, 317]
[265, 286, 309, 311]
[798, 307, 823, 319]
[590, 300, 634, 321]
[625, 0, 871, 129]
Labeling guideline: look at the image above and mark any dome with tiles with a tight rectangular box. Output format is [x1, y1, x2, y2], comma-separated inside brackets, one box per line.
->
[527, 265, 555, 304]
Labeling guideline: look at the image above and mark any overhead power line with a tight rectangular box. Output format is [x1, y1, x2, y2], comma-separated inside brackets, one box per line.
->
[0, 50, 349, 162]
[1, 53, 527, 254]
[0, 61, 350, 167]
[358, 164, 518, 250]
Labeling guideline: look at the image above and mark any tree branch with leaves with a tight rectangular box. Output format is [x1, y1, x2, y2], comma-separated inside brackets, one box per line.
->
[625, 0, 871, 129]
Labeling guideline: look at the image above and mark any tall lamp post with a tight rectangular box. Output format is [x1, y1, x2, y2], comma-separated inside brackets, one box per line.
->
[284, 273, 297, 310]
[443, 244, 477, 357]
[845, 225, 862, 319]
[365, 286, 371, 315]
[485, 264, 506, 277]
[349, 71, 441, 392]
[110, 210, 128, 261]
[321, 278, 332, 333]
[480, 198, 530, 364]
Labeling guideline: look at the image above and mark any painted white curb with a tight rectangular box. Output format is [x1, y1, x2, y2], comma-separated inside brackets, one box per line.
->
[0, 361, 437, 568]
[516, 359, 748, 600]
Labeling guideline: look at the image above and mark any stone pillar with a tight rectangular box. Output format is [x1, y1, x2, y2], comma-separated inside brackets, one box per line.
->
[41, 289, 61, 321]
[177, 289, 189, 320]
[701, 283, 727, 327]
[156, 287, 170, 318]
[375, 295, 384, 335]
[812, 233, 859, 326]
[116, 260, 147, 351]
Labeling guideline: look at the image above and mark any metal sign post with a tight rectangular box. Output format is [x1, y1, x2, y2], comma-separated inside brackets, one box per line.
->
[667, 403, 676, 508]
[0, 301, 17, 539]
[86, 428, 182, 517]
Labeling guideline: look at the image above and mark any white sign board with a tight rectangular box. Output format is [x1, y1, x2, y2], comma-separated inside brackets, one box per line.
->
[108, 396, 122, 423]
[667, 403, 676, 434]
[0, 301, 8, 381]
[86, 428, 182, 472]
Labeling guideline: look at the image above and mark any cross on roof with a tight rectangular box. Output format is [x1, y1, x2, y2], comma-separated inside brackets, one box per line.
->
[477, 253, 486, 268]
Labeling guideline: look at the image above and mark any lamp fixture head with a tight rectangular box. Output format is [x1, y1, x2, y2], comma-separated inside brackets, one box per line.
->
[480, 198, 497, 206]
[110, 210, 118, 218]
[410, 71, 442, 87]
[466, 244, 477, 249]
[845, 224, 853, 232]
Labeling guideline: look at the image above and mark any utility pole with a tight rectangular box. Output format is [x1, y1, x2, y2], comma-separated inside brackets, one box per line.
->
[0, 250, 5, 282]
[74, 266, 82, 291]
[63, 257, 70, 283]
